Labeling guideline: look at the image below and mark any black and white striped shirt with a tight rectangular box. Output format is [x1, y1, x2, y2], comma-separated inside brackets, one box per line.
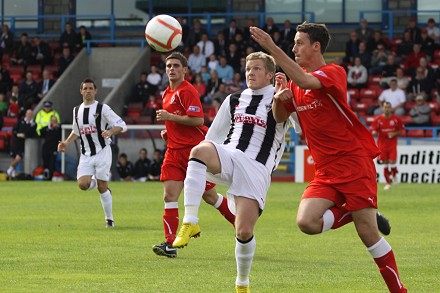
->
[206, 85, 288, 172]
[72, 101, 127, 156]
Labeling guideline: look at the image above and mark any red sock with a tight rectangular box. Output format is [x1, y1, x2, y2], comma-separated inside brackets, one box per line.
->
[384, 168, 391, 184]
[329, 206, 353, 229]
[163, 208, 179, 243]
[374, 250, 407, 293]
[216, 197, 236, 226]
[391, 167, 397, 178]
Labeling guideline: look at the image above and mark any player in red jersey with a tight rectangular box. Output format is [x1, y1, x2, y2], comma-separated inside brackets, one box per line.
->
[371, 101, 405, 190]
[250, 23, 407, 292]
[152, 52, 235, 258]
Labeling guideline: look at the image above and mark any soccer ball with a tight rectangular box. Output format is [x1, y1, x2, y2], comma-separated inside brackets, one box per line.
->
[144, 15, 182, 52]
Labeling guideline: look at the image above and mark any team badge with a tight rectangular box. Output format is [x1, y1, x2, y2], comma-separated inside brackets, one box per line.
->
[94, 112, 100, 119]
[265, 103, 272, 112]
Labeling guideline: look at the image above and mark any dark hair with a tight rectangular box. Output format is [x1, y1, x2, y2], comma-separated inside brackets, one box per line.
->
[119, 153, 127, 159]
[296, 22, 331, 54]
[165, 52, 188, 68]
[80, 78, 97, 90]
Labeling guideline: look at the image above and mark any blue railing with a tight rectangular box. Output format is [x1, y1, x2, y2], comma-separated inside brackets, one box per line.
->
[360, 10, 440, 40]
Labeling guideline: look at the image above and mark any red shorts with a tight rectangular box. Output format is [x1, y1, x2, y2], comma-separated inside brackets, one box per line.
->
[377, 146, 397, 162]
[302, 156, 378, 211]
[160, 146, 215, 191]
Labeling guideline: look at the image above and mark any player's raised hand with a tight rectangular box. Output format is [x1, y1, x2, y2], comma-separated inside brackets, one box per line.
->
[275, 72, 287, 93]
[250, 26, 276, 52]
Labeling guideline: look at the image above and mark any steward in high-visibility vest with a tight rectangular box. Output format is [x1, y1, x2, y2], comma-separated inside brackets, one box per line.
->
[35, 101, 61, 136]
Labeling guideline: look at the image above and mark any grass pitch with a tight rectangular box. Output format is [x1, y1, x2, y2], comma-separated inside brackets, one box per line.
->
[0, 181, 438, 292]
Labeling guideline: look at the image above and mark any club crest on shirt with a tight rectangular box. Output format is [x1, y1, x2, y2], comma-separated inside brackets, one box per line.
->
[265, 103, 272, 112]
[93, 112, 100, 119]
[188, 106, 201, 112]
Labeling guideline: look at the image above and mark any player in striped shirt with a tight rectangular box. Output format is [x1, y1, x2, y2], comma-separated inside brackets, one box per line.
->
[57, 78, 127, 228]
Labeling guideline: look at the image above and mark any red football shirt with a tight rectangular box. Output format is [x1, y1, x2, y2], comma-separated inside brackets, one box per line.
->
[284, 63, 380, 168]
[371, 114, 404, 150]
[162, 80, 207, 149]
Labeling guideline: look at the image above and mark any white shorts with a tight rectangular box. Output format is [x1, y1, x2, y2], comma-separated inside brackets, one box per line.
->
[206, 141, 271, 212]
[77, 145, 112, 181]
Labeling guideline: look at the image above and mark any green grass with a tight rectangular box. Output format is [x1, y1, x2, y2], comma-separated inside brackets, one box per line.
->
[0, 181, 438, 292]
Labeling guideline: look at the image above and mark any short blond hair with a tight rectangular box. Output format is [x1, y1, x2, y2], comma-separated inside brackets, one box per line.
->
[245, 51, 276, 74]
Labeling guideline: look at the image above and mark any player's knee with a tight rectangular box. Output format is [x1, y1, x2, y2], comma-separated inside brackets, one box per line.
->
[78, 182, 88, 190]
[190, 143, 212, 162]
[235, 226, 253, 240]
[297, 216, 320, 235]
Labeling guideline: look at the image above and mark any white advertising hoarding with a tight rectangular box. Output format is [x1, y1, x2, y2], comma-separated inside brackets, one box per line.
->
[295, 145, 440, 183]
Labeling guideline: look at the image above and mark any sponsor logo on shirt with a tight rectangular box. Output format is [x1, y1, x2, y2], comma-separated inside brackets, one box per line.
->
[79, 125, 97, 135]
[188, 106, 201, 112]
[234, 113, 267, 128]
[296, 99, 323, 112]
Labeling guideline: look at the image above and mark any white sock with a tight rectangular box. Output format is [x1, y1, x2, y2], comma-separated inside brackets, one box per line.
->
[235, 236, 256, 286]
[100, 189, 113, 221]
[87, 176, 97, 191]
[213, 194, 223, 208]
[321, 209, 335, 232]
[367, 237, 392, 258]
[182, 159, 207, 223]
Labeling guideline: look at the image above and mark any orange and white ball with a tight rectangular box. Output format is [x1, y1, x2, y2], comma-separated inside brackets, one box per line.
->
[145, 15, 182, 52]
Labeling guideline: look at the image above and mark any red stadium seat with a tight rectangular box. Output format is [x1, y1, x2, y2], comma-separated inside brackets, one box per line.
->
[347, 88, 359, 101]
[425, 129, 433, 137]
[368, 75, 381, 87]
[406, 129, 425, 138]
[365, 115, 375, 126]
[400, 115, 413, 125]
[360, 88, 378, 100]
[427, 101, 440, 114]
[433, 49, 440, 64]
[352, 102, 369, 113]
[3, 117, 18, 128]
[431, 115, 440, 126]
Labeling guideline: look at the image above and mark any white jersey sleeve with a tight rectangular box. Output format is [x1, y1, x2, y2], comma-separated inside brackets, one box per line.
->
[101, 104, 127, 133]
[205, 95, 232, 143]
[72, 107, 80, 136]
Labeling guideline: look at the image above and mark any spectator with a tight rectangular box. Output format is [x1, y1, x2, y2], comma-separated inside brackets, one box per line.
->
[206, 69, 221, 100]
[133, 148, 151, 182]
[225, 42, 241, 72]
[426, 18, 440, 45]
[188, 45, 206, 74]
[34, 100, 61, 136]
[186, 19, 206, 50]
[347, 57, 368, 89]
[196, 32, 214, 61]
[148, 149, 163, 181]
[133, 71, 149, 104]
[176, 17, 190, 52]
[223, 19, 242, 45]
[32, 37, 52, 71]
[200, 65, 211, 85]
[407, 66, 432, 101]
[395, 67, 411, 90]
[19, 71, 38, 110]
[418, 57, 436, 84]
[344, 31, 360, 64]
[144, 95, 160, 123]
[0, 63, 13, 91]
[404, 18, 422, 43]
[6, 109, 36, 178]
[59, 22, 79, 52]
[409, 94, 432, 126]
[213, 31, 227, 57]
[332, 56, 348, 72]
[9, 33, 33, 69]
[205, 97, 221, 126]
[211, 83, 228, 104]
[192, 74, 207, 103]
[367, 30, 388, 53]
[369, 44, 390, 75]
[0, 93, 7, 115]
[280, 19, 295, 45]
[116, 153, 134, 181]
[36, 69, 55, 101]
[227, 72, 245, 93]
[40, 114, 61, 180]
[354, 41, 372, 69]
[355, 19, 375, 44]
[397, 31, 414, 58]
[146, 65, 162, 96]
[77, 25, 92, 50]
[0, 24, 14, 55]
[207, 54, 219, 73]
[374, 78, 406, 116]
[215, 56, 234, 83]
[242, 18, 256, 45]
[381, 54, 399, 79]
[420, 28, 436, 58]
[55, 46, 74, 77]
[7, 95, 20, 118]
[262, 17, 280, 38]
[233, 32, 247, 57]
[405, 43, 426, 74]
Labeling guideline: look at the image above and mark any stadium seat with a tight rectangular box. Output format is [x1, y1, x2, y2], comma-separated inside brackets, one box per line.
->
[136, 116, 153, 125]
[360, 88, 378, 100]
[433, 49, 440, 64]
[400, 115, 413, 125]
[427, 101, 439, 114]
[3, 117, 18, 128]
[347, 88, 360, 101]
[406, 129, 425, 138]
[425, 129, 433, 137]
[365, 115, 375, 126]
[368, 75, 381, 87]
[404, 101, 417, 114]
[352, 102, 369, 113]
[431, 115, 440, 126]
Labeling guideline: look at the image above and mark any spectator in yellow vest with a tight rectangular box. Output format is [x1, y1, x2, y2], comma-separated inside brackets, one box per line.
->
[35, 101, 60, 136]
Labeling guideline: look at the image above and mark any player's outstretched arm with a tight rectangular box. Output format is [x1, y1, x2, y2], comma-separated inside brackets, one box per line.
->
[57, 131, 79, 152]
